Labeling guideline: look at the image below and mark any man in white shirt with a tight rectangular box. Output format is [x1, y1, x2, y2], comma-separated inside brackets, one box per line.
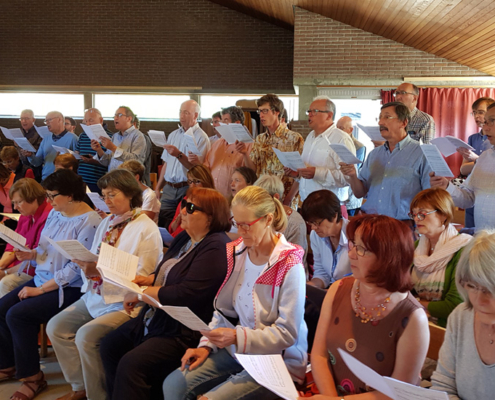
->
[284, 95, 355, 205]
[155, 100, 210, 227]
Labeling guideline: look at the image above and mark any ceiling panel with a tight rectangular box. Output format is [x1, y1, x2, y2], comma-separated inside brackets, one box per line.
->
[208, 0, 495, 76]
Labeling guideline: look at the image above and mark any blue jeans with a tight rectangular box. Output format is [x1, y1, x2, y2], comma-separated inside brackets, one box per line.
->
[163, 348, 277, 400]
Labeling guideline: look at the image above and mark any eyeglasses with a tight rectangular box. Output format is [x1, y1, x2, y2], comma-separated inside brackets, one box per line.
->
[12, 199, 24, 207]
[230, 215, 265, 231]
[308, 219, 324, 228]
[187, 179, 202, 185]
[408, 209, 437, 221]
[462, 281, 493, 298]
[305, 109, 331, 116]
[44, 117, 59, 124]
[2, 160, 15, 165]
[484, 118, 495, 127]
[181, 199, 205, 214]
[256, 108, 274, 115]
[376, 115, 399, 122]
[99, 192, 120, 201]
[46, 193, 62, 201]
[114, 113, 129, 118]
[393, 90, 416, 97]
[471, 110, 486, 117]
[348, 240, 371, 257]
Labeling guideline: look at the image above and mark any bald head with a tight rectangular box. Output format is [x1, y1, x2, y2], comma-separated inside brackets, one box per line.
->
[394, 82, 419, 111]
[180, 100, 201, 130]
[45, 111, 65, 135]
[337, 116, 353, 135]
[83, 108, 104, 126]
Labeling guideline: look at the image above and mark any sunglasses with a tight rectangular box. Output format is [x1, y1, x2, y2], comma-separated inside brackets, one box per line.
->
[181, 199, 205, 214]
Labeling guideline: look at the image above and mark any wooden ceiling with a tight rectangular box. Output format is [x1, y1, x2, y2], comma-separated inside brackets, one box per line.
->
[209, 0, 495, 76]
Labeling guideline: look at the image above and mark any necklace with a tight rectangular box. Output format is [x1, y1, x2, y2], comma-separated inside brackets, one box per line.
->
[354, 281, 391, 324]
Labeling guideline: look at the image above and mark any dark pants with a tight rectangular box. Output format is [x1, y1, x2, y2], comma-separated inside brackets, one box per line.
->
[0, 279, 82, 379]
[304, 283, 328, 353]
[100, 317, 191, 400]
[158, 184, 188, 228]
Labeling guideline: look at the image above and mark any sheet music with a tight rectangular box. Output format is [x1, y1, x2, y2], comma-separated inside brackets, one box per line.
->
[81, 124, 111, 141]
[13, 137, 36, 152]
[421, 144, 454, 178]
[9, 128, 25, 139]
[0, 126, 14, 140]
[97, 268, 143, 294]
[229, 124, 254, 143]
[46, 237, 98, 262]
[272, 148, 306, 171]
[51, 145, 81, 159]
[97, 242, 138, 281]
[0, 224, 29, 251]
[158, 306, 211, 331]
[87, 193, 111, 213]
[235, 354, 299, 400]
[0, 213, 21, 221]
[183, 128, 201, 155]
[34, 125, 51, 139]
[148, 130, 167, 147]
[329, 144, 362, 164]
[214, 125, 238, 144]
[431, 136, 475, 157]
[356, 124, 385, 141]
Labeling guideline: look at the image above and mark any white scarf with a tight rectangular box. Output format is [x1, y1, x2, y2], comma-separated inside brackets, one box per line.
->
[411, 224, 471, 301]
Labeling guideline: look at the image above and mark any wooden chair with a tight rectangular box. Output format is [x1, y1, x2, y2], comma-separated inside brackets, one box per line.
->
[150, 172, 157, 191]
[39, 323, 48, 358]
[427, 321, 446, 361]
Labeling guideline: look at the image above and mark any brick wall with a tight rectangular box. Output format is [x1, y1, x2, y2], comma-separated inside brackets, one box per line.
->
[294, 8, 487, 81]
[1, 0, 294, 91]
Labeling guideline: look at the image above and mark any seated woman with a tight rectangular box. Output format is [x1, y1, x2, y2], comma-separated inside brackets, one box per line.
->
[431, 230, 495, 399]
[409, 188, 471, 327]
[0, 169, 101, 400]
[168, 165, 215, 238]
[120, 160, 161, 224]
[54, 153, 79, 172]
[0, 179, 52, 298]
[163, 186, 307, 400]
[254, 174, 308, 257]
[311, 215, 429, 398]
[100, 187, 231, 400]
[0, 146, 34, 182]
[47, 169, 163, 400]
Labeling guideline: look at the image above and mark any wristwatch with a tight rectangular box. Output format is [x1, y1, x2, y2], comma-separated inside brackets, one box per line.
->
[137, 293, 143, 301]
[176, 152, 183, 159]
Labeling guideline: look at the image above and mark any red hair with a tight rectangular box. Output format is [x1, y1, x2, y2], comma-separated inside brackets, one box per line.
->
[347, 214, 414, 292]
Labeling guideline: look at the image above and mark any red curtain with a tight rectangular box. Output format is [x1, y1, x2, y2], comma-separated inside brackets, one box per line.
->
[381, 87, 495, 176]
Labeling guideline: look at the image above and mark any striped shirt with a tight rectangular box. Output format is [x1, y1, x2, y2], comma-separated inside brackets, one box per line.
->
[76, 130, 113, 185]
[407, 107, 435, 144]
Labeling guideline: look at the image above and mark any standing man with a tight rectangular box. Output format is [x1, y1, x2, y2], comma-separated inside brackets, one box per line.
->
[17, 109, 43, 181]
[340, 102, 431, 223]
[76, 108, 113, 193]
[209, 111, 222, 144]
[65, 117, 77, 134]
[155, 100, 210, 227]
[284, 96, 355, 207]
[23, 111, 78, 180]
[92, 106, 147, 173]
[236, 93, 304, 208]
[393, 82, 435, 144]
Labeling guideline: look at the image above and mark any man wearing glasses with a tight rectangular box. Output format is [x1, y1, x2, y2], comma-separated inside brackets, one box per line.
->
[16, 109, 42, 181]
[236, 93, 304, 209]
[23, 111, 78, 180]
[431, 101, 495, 230]
[393, 82, 435, 144]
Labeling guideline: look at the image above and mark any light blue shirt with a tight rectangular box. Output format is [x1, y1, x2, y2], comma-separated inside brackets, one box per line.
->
[310, 218, 351, 288]
[359, 135, 431, 220]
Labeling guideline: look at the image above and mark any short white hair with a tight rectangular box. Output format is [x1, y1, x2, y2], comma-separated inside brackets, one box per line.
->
[312, 95, 336, 117]
[47, 110, 64, 120]
[456, 229, 495, 308]
[20, 109, 35, 119]
[254, 174, 284, 198]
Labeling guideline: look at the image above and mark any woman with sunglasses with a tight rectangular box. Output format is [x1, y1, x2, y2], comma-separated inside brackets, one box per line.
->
[100, 187, 231, 400]
[163, 185, 307, 400]
[431, 230, 495, 400]
[409, 188, 471, 327]
[168, 165, 215, 238]
[0, 169, 101, 400]
[46, 169, 163, 400]
[310, 214, 429, 399]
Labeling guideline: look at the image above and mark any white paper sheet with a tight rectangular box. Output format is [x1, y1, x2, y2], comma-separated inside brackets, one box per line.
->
[183, 128, 201, 155]
[329, 144, 362, 164]
[338, 349, 449, 400]
[357, 124, 385, 141]
[231, 124, 254, 143]
[87, 193, 111, 213]
[0, 223, 29, 251]
[13, 137, 36, 152]
[430, 136, 475, 157]
[9, 128, 25, 139]
[97, 268, 143, 294]
[148, 130, 167, 147]
[80, 124, 111, 142]
[0, 126, 14, 140]
[46, 237, 99, 262]
[158, 306, 211, 331]
[272, 148, 306, 171]
[51, 145, 81, 159]
[421, 145, 454, 178]
[159, 227, 174, 247]
[235, 354, 299, 400]
[0, 213, 21, 221]
[214, 125, 238, 144]
[97, 242, 138, 281]
[34, 125, 51, 139]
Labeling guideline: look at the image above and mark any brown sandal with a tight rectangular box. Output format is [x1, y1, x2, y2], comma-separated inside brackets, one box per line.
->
[10, 371, 47, 400]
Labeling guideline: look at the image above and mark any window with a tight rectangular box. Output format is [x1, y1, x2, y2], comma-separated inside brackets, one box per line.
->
[94, 94, 191, 120]
[0, 93, 85, 118]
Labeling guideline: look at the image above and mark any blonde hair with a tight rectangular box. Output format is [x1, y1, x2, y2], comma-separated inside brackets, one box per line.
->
[410, 187, 454, 227]
[254, 175, 284, 198]
[10, 178, 46, 205]
[456, 229, 495, 309]
[232, 186, 287, 232]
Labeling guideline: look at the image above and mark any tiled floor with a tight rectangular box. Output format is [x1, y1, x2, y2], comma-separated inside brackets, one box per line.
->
[0, 349, 71, 400]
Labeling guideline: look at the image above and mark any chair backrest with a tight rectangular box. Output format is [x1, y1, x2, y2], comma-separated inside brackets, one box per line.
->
[427, 321, 446, 361]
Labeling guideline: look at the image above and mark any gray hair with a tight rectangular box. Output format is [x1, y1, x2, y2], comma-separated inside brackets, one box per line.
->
[118, 106, 136, 123]
[254, 174, 284, 198]
[85, 107, 103, 118]
[47, 111, 64, 120]
[456, 229, 495, 309]
[20, 109, 35, 119]
[313, 95, 336, 118]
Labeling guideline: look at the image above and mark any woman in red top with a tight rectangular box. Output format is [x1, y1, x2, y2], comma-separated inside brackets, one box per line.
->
[0, 178, 52, 297]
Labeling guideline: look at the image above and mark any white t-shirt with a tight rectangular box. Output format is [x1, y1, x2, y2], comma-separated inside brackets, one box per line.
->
[142, 187, 161, 223]
[232, 252, 267, 328]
